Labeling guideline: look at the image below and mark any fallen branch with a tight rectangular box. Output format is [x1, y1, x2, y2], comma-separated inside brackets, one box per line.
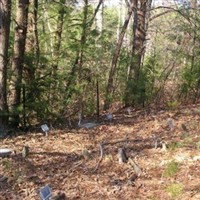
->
[128, 158, 142, 176]
[104, 138, 141, 146]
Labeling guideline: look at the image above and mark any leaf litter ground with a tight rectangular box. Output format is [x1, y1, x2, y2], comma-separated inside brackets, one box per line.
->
[0, 105, 200, 200]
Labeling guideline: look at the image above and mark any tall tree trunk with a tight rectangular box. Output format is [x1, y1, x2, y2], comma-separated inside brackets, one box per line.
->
[32, 0, 40, 67]
[130, 0, 146, 80]
[48, 0, 65, 113]
[0, 0, 11, 131]
[24, 0, 39, 126]
[125, 0, 150, 107]
[10, 0, 29, 128]
[52, 0, 65, 76]
[26, 0, 39, 80]
[42, 0, 53, 53]
[96, 0, 104, 118]
[104, 2, 134, 110]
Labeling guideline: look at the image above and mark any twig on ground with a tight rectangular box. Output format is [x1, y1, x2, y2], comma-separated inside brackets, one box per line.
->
[104, 138, 141, 146]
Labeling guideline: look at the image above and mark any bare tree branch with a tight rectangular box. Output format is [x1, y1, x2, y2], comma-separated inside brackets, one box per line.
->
[150, 6, 194, 26]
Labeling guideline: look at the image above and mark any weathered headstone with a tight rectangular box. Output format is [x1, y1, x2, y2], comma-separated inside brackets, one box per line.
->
[39, 185, 52, 200]
[105, 113, 113, 122]
[22, 145, 29, 158]
[167, 118, 175, 131]
[118, 148, 128, 164]
[0, 148, 13, 157]
[127, 107, 131, 115]
[41, 124, 50, 136]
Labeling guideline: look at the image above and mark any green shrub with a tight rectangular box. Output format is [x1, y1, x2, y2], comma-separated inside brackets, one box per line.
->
[196, 141, 200, 149]
[166, 183, 183, 199]
[168, 142, 184, 150]
[163, 160, 179, 177]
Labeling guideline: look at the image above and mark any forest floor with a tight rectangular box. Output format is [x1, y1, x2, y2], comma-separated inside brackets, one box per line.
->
[0, 104, 200, 200]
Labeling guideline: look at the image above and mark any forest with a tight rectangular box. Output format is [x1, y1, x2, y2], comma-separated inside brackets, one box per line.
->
[0, 0, 200, 199]
[0, 0, 199, 129]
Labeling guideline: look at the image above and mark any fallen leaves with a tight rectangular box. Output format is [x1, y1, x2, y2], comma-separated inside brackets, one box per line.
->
[1, 104, 200, 199]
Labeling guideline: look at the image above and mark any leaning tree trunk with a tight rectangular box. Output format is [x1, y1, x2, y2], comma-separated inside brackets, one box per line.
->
[10, 0, 29, 128]
[0, 0, 11, 131]
[104, 2, 135, 110]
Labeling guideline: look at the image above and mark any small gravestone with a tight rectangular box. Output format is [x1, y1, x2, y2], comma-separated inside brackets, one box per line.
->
[151, 135, 158, 149]
[127, 107, 131, 115]
[161, 141, 167, 151]
[0, 148, 13, 157]
[118, 148, 128, 164]
[41, 124, 50, 136]
[167, 118, 175, 131]
[22, 145, 29, 158]
[39, 185, 52, 200]
[105, 113, 113, 122]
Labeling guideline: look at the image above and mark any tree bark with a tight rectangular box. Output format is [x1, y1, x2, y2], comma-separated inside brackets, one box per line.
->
[130, 0, 146, 80]
[104, 2, 135, 110]
[52, 0, 65, 76]
[10, 0, 29, 128]
[32, 0, 40, 67]
[0, 0, 11, 131]
[48, 0, 66, 112]
[125, 0, 152, 106]
[22, 0, 39, 126]
[26, 0, 39, 84]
